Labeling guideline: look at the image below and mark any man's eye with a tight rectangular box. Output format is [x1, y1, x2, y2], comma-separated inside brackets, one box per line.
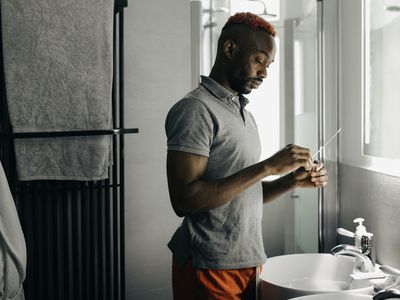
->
[256, 60, 262, 64]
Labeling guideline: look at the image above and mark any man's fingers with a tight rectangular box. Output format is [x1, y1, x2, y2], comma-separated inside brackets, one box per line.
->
[315, 162, 324, 172]
[295, 159, 312, 171]
[287, 144, 312, 157]
[305, 159, 312, 171]
[311, 174, 328, 181]
[314, 181, 328, 187]
[293, 154, 313, 161]
[310, 169, 328, 177]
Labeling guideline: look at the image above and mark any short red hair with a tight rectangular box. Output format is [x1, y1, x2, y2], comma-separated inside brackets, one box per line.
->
[222, 12, 276, 37]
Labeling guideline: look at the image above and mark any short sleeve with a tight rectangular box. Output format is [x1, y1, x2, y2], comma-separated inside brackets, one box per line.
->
[165, 98, 214, 157]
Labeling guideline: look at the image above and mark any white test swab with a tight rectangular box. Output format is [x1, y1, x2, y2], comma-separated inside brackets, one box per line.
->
[312, 128, 342, 159]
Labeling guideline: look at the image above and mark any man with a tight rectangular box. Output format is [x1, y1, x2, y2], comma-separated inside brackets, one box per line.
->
[165, 12, 328, 300]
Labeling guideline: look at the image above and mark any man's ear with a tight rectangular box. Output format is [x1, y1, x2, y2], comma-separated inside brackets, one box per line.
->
[223, 40, 237, 59]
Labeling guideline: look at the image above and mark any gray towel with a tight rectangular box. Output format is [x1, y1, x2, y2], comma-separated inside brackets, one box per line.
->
[1, 0, 114, 180]
[0, 162, 26, 300]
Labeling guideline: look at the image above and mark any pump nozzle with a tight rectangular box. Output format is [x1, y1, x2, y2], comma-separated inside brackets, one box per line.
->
[353, 218, 369, 248]
[354, 218, 365, 226]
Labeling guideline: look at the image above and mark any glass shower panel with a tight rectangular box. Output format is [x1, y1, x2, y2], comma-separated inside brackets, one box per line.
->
[293, 3, 318, 253]
[201, 0, 230, 76]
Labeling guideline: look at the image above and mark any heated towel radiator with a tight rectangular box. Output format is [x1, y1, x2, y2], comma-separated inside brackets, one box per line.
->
[0, 1, 135, 299]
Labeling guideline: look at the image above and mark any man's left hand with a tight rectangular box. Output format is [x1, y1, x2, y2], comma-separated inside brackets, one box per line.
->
[293, 160, 328, 188]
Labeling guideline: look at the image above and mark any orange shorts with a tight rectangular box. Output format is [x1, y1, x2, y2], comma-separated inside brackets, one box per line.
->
[172, 257, 260, 300]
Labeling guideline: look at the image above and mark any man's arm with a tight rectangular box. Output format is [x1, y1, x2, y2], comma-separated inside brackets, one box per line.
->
[166, 144, 314, 217]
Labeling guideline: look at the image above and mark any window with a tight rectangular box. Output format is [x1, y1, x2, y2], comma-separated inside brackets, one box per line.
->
[363, 0, 400, 160]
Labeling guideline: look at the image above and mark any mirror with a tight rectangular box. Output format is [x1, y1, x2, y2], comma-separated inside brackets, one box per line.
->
[363, 0, 400, 159]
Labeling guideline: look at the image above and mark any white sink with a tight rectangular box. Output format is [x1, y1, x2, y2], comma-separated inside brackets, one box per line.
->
[290, 293, 372, 300]
[259, 253, 374, 299]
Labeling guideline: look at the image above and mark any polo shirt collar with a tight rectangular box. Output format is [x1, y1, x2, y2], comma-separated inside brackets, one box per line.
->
[200, 76, 249, 109]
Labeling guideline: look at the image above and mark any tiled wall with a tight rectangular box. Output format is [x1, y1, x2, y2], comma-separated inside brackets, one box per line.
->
[338, 164, 400, 269]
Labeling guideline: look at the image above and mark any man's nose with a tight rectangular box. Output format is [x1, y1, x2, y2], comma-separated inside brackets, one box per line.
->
[258, 68, 267, 79]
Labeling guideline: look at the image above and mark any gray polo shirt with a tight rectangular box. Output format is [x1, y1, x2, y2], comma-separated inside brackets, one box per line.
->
[165, 76, 266, 270]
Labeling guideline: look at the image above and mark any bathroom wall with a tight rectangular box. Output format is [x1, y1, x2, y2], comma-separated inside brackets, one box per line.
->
[123, 0, 191, 299]
[338, 0, 400, 269]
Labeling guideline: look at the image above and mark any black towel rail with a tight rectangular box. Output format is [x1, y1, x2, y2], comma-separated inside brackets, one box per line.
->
[10, 128, 138, 139]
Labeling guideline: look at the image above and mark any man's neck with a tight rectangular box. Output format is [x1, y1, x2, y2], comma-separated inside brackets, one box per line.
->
[209, 68, 236, 94]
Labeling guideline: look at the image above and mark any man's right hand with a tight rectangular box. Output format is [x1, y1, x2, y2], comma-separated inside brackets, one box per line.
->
[263, 144, 312, 175]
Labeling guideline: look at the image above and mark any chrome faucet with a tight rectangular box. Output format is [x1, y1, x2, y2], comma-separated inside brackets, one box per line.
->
[331, 244, 375, 273]
[360, 234, 376, 266]
[333, 218, 376, 272]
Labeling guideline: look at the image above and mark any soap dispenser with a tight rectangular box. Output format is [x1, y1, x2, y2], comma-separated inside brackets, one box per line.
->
[354, 218, 367, 248]
[336, 217, 375, 266]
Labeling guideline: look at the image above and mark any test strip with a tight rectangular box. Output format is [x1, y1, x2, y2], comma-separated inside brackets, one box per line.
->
[312, 128, 342, 159]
